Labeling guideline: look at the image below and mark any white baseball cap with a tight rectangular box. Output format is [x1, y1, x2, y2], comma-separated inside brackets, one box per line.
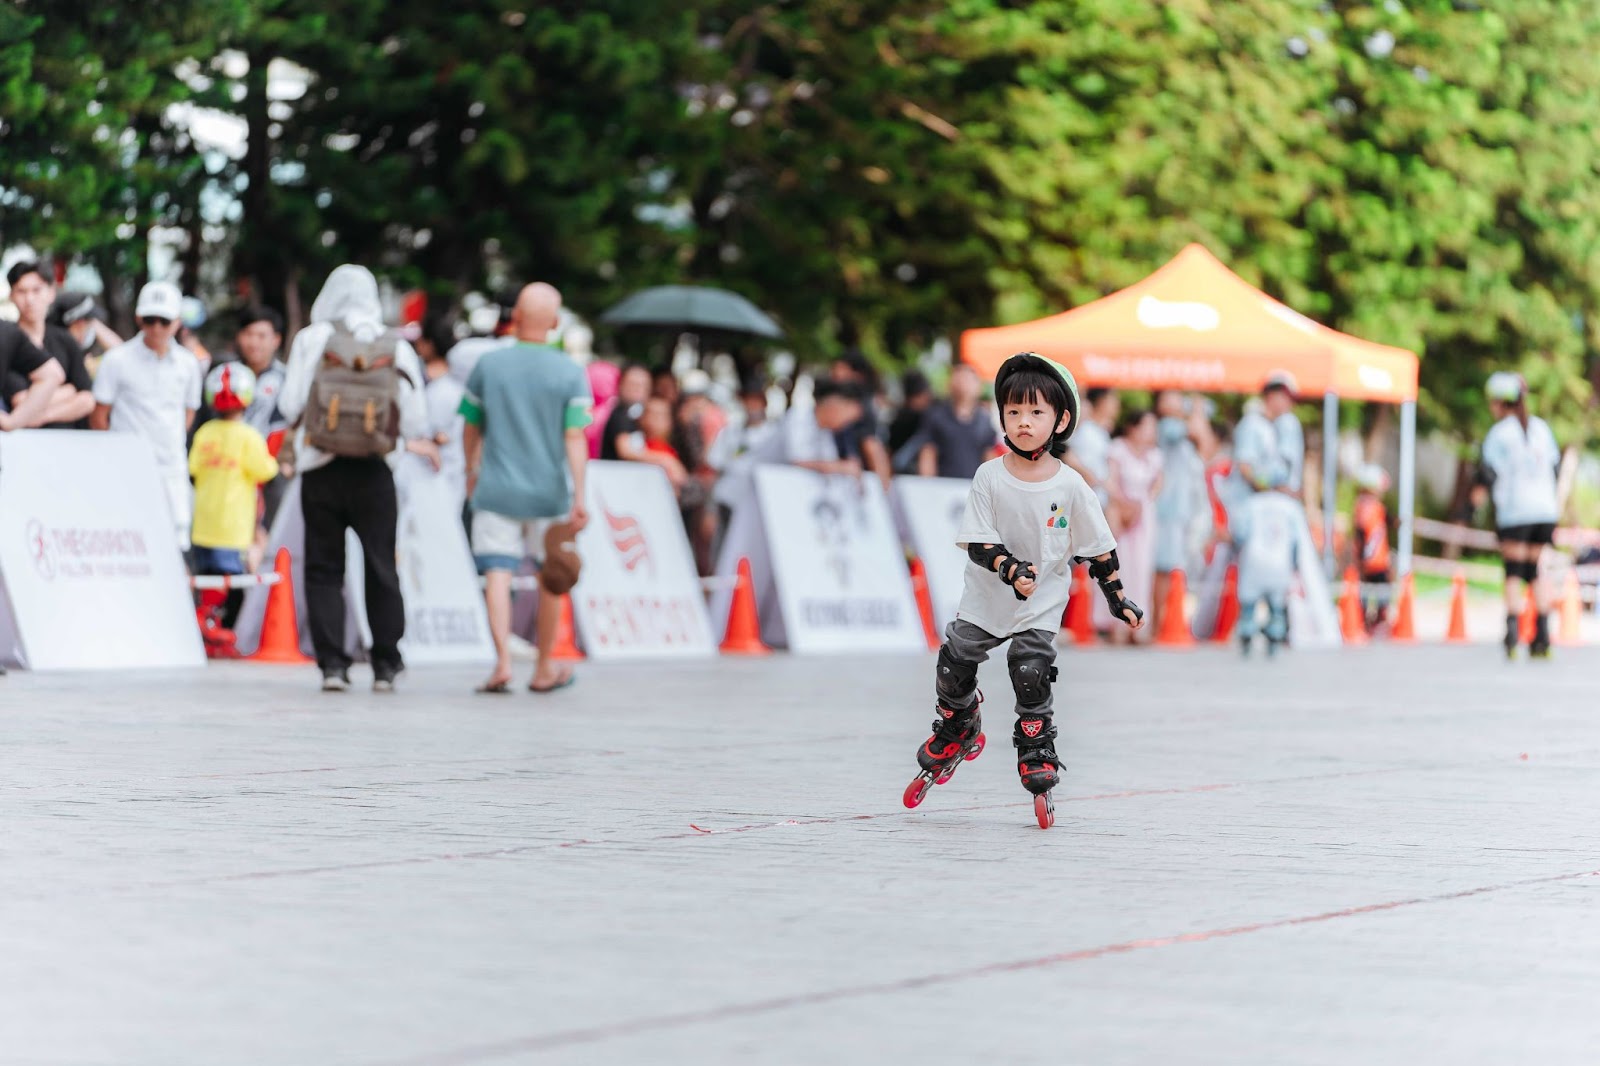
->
[1485, 370, 1525, 404]
[135, 281, 183, 321]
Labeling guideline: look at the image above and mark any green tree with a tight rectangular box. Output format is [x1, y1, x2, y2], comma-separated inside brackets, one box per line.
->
[0, 1, 248, 328]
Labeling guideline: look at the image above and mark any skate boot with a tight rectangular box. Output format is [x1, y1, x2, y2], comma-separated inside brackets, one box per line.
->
[1238, 633, 1253, 658]
[903, 699, 986, 809]
[1503, 613, 1520, 660]
[1015, 714, 1061, 829]
[1529, 612, 1552, 659]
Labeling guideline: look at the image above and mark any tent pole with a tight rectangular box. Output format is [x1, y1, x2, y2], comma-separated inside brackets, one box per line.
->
[1322, 393, 1339, 577]
[1398, 400, 1416, 576]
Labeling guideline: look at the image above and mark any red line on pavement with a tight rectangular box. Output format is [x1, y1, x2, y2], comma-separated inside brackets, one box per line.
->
[374, 866, 1600, 1064]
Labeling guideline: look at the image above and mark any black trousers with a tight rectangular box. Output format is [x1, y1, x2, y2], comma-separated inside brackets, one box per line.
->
[301, 458, 404, 673]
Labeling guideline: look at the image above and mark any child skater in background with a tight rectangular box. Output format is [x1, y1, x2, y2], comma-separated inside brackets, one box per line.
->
[1234, 489, 1300, 658]
[903, 353, 1144, 829]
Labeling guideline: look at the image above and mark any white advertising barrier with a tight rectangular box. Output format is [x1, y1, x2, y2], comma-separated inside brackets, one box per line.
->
[571, 461, 717, 659]
[235, 466, 493, 664]
[0, 431, 203, 670]
[894, 476, 972, 632]
[716, 465, 925, 654]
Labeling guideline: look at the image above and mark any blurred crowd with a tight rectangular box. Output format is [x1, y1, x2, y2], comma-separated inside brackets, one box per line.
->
[2, 263, 1401, 676]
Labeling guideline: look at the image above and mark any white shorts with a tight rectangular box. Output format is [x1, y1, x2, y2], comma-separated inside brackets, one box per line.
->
[471, 510, 554, 573]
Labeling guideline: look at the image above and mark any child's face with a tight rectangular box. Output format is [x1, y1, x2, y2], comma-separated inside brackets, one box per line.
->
[640, 398, 673, 439]
[1001, 391, 1066, 454]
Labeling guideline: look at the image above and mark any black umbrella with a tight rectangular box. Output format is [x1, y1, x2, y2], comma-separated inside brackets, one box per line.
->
[599, 285, 783, 340]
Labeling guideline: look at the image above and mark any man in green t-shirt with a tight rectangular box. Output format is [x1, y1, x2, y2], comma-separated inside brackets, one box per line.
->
[460, 283, 592, 693]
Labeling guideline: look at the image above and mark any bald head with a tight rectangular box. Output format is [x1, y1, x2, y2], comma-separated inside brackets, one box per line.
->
[512, 282, 562, 342]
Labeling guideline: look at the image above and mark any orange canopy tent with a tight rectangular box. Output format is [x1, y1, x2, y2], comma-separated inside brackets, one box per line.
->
[960, 244, 1421, 573]
[961, 243, 1417, 404]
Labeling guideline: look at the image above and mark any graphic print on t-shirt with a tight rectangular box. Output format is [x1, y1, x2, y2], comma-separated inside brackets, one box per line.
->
[1044, 502, 1068, 530]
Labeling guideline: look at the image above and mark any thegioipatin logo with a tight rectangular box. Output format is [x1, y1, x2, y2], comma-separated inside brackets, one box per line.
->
[1020, 718, 1044, 738]
[21, 522, 149, 581]
[26, 519, 54, 580]
[602, 496, 655, 577]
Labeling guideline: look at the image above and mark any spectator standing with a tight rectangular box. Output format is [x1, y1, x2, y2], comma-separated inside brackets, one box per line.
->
[1066, 387, 1119, 507]
[6, 262, 93, 428]
[89, 282, 201, 549]
[1100, 409, 1162, 642]
[913, 363, 998, 480]
[49, 291, 123, 377]
[1151, 390, 1207, 635]
[601, 362, 687, 489]
[886, 369, 933, 467]
[709, 375, 776, 506]
[228, 306, 291, 535]
[0, 321, 64, 431]
[277, 264, 437, 693]
[190, 363, 278, 628]
[411, 315, 468, 511]
[460, 283, 591, 695]
[829, 350, 891, 488]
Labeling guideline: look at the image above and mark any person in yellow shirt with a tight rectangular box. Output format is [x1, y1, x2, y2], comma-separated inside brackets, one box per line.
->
[190, 363, 279, 632]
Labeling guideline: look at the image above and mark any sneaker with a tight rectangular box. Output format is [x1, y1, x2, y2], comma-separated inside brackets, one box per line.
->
[321, 670, 350, 692]
[372, 664, 402, 693]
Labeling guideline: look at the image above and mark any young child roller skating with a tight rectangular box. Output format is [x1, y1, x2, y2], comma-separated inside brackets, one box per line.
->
[903, 353, 1144, 829]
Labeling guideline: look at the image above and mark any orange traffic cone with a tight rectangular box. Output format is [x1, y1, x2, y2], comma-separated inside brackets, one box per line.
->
[250, 548, 312, 663]
[1211, 564, 1240, 643]
[1065, 564, 1095, 645]
[908, 557, 940, 651]
[1444, 568, 1470, 644]
[550, 594, 583, 660]
[720, 558, 771, 656]
[1518, 589, 1539, 647]
[1558, 569, 1583, 646]
[1154, 569, 1194, 647]
[1339, 566, 1369, 645]
[1390, 572, 1416, 643]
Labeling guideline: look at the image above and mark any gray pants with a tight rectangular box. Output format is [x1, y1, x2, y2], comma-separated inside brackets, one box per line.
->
[937, 619, 1057, 720]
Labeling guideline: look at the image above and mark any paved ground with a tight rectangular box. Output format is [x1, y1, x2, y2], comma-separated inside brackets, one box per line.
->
[2, 643, 1598, 1065]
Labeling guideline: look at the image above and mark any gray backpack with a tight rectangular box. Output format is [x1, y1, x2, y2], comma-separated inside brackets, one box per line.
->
[303, 325, 411, 458]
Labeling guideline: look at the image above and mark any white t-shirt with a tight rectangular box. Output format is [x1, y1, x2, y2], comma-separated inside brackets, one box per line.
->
[954, 457, 1116, 637]
[1236, 492, 1300, 604]
[1482, 415, 1560, 528]
[91, 335, 202, 471]
[1226, 411, 1282, 509]
[446, 335, 515, 385]
[1274, 412, 1305, 494]
[1069, 420, 1112, 504]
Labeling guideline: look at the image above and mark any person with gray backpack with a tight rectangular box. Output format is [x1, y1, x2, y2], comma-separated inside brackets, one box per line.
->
[277, 265, 439, 692]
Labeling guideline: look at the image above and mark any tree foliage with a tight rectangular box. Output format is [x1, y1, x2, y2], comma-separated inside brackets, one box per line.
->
[4, 1, 1600, 436]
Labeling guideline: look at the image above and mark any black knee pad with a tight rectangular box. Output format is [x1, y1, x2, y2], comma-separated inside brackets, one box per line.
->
[1010, 656, 1058, 708]
[1504, 558, 1535, 582]
[935, 645, 979, 703]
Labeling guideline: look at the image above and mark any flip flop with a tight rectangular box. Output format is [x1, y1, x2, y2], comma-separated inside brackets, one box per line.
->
[528, 671, 576, 694]
[475, 680, 513, 695]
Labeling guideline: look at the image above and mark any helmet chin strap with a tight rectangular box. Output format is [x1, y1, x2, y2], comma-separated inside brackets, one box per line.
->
[1003, 435, 1050, 461]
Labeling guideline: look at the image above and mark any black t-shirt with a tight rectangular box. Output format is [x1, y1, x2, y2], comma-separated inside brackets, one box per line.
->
[37, 325, 92, 428]
[832, 403, 881, 461]
[600, 401, 643, 460]
[887, 406, 926, 458]
[923, 401, 998, 480]
[0, 322, 50, 414]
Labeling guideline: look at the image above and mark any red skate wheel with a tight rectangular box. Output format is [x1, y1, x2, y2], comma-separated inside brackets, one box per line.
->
[965, 733, 986, 761]
[1034, 792, 1055, 830]
[903, 777, 931, 809]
